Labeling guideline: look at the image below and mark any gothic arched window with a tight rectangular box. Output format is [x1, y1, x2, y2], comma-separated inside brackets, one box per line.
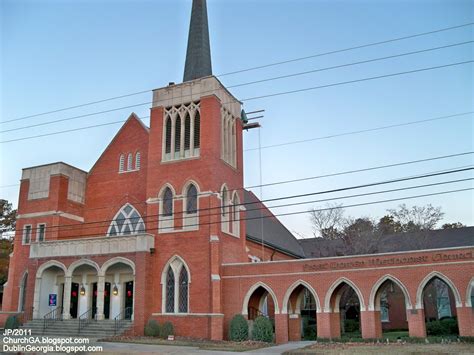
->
[107, 204, 145, 236]
[119, 154, 125, 172]
[165, 267, 175, 313]
[194, 111, 200, 149]
[162, 187, 173, 217]
[184, 113, 191, 151]
[221, 187, 227, 216]
[179, 267, 189, 313]
[127, 153, 133, 171]
[162, 257, 190, 314]
[175, 116, 181, 157]
[165, 117, 172, 154]
[186, 184, 198, 214]
[135, 152, 141, 170]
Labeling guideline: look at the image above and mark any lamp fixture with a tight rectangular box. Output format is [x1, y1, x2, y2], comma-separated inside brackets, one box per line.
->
[113, 284, 119, 296]
[80, 285, 86, 296]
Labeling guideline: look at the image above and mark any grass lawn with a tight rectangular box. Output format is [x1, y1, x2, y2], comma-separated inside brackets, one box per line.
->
[101, 336, 271, 352]
[285, 342, 474, 354]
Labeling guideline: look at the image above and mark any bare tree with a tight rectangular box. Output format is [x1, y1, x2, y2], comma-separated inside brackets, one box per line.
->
[308, 203, 345, 239]
[387, 204, 444, 232]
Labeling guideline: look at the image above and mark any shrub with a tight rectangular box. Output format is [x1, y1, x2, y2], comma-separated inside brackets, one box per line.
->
[5, 315, 19, 329]
[144, 319, 160, 337]
[302, 316, 317, 340]
[160, 321, 174, 339]
[426, 318, 458, 336]
[344, 319, 360, 333]
[251, 316, 273, 343]
[229, 314, 249, 341]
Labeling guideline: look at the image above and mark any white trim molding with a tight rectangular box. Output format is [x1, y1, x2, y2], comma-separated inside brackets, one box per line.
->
[415, 271, 463, 309]
[30, 233, 154, 259]
[241, 281, 280, 315]
[17, 210, 84, 222]
[368, 274, 412, 311]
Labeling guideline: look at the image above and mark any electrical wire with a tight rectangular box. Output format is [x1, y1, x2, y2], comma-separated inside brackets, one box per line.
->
[4, 22, 472, 124]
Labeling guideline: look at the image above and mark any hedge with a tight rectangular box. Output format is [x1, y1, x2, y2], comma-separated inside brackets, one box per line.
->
[229, 314, 249, 341]
[144, 319, 160, 337]
[251, 316, 273, 343]
[160, 321, 174, 339]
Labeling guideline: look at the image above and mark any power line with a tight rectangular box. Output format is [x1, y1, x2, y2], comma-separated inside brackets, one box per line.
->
[3, 22, 472, 125]
[16, 167, 473, 234]
[230, 41, 474, 89]
[218, 22, 474, 77]
[21, 186, 474, 237]
[2, 60, 472, 144]
[244, 112, 474, 151]
[0, 145, 471, 193]
[241, 60, 473, 102]
[4, 42, 472, 135]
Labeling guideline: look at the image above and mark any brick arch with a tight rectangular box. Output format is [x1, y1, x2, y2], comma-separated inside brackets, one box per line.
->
[241, 281, 280, 315]
[66, 259, 100, 277]
[465, 277, 474, 307]
[36, 260, 67, 278]
[368, 274, 412, 311]
[281, 280, 321, 314]
[415, 271, 462, 308]
[324, 277, 366, 312]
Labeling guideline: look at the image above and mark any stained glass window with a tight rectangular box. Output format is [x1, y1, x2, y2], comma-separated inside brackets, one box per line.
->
[163, 187, 173, 216]
[165, 117, 172, 154]
[186, 184, 197, 214]
[107, 204, 146, 236]
[179, 267, 189, 313]
[166, 267, 175, 313]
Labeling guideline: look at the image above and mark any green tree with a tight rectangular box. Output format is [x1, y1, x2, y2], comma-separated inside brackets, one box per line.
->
[0, 199, 17, 235]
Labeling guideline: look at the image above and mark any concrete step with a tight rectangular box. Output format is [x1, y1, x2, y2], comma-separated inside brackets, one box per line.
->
[20, 319, 132, 337]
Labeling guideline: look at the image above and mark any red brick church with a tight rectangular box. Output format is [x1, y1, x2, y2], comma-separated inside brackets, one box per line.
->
[1, 0, 473, 342]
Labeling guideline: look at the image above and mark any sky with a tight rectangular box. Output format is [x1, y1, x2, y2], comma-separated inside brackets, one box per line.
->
[1, 0, 473, 238]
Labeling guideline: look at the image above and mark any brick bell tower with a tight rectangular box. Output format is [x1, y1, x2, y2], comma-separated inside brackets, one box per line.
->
[145, 0, 246, 340]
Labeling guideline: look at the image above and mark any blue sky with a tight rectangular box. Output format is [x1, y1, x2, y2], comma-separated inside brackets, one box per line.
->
[1, 0, 473, 237]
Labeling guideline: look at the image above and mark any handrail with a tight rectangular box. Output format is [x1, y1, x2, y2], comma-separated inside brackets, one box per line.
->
[43, 306, 62, 333]
[114, 307, 132, 335]
[248, 306, 264, 320]
[19, 306, 33, 325]
[78, 307, 97, 333]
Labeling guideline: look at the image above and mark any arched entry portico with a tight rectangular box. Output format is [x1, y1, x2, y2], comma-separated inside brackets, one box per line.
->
[281, 280, 320, 341]
[33, 261, 68, 319]
[100, 257, 135, 320]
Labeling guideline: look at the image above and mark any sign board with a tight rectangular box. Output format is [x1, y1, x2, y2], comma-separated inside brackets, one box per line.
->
[48, 294, 57, 307]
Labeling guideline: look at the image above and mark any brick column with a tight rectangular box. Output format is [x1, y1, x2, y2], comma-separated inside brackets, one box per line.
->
[317, 311, 341, 338]
[96, 275, 105, 320]
[361, 310, 382, 339]
[288, 314, 301, 341]
[407, 309, 426, 338]
[275, 313, 289, 344]
[62, 276, 72, 319]
[457, 306, 474, 337]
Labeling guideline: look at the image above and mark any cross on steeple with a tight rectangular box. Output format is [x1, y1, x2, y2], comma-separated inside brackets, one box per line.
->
[183, 0, 212, 82]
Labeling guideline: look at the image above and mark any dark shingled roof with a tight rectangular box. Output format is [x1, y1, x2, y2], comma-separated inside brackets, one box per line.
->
[299, 227, 474, 258]
[244, 190, 305, 258]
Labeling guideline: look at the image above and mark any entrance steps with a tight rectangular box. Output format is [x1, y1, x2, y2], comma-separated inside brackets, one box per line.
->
[20, 319, 133, 338]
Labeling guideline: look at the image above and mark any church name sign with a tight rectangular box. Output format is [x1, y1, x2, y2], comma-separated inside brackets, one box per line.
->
[302, 250, 473, 271]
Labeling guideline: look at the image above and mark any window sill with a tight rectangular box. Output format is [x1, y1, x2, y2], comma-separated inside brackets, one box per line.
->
[119, 169, 140, 174]
[161, 155, 200, 164]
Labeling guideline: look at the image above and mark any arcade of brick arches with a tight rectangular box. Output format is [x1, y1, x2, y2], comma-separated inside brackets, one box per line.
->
[1, 0, 473, 343]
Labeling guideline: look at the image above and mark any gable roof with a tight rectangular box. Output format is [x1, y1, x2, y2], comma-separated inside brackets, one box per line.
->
[88, 113, 149, 174]
[299, 226, 474, 258]
[244, 190, 305, 258]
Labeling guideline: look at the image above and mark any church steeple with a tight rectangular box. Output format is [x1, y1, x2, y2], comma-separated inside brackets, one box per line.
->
[183, 0, 212, 82]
